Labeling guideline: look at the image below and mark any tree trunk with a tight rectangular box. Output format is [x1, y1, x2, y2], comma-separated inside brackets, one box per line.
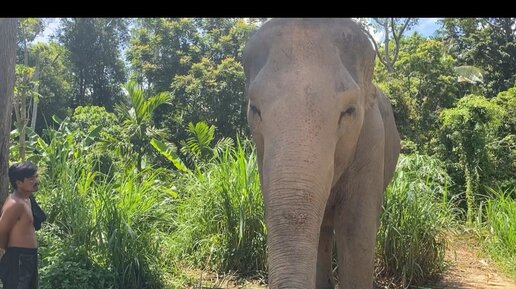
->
[18, 35, 29, 160]
[0, 18, 18, 203]
[30, 59, 40, 131]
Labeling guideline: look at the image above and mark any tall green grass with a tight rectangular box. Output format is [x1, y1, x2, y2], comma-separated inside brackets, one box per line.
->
[36, 133, 173, 288]
[34, 115, 516, 288]
[171, 139, 266, 275]
[480, 188, 516, 278]
[376, 153, 458, 287]
[38, 160, 113, 289]
[95, 168, 173, 289]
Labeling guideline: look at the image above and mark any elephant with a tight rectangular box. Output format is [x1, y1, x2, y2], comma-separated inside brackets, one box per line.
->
[242, 18, 401, 289]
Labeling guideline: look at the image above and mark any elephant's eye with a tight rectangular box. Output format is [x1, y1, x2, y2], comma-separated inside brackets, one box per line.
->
[339, 106, 355, 125]
[250, 104, 262, 120]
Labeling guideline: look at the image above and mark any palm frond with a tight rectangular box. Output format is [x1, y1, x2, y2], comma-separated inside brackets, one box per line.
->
[454, 65, 484, 84]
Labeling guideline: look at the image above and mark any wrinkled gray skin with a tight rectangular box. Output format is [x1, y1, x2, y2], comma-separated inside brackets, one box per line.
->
[243, 19, 401, 289]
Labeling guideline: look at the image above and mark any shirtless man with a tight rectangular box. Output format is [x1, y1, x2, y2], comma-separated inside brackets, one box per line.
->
[0, 162, 40, 289]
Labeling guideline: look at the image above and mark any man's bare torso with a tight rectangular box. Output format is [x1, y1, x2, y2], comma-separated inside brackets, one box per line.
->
[2, 195, 37, 248]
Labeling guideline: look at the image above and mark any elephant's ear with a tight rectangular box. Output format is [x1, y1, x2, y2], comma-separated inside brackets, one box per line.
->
[336, 22, 377, 110]
[243, 31, 270, 92]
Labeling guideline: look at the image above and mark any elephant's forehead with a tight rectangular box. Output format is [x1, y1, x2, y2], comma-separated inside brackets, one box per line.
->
[257, 19, 359, 46]
[245, 18, 367, 105]
[259, 18, 358, 38]
[247, 18, 365, 82]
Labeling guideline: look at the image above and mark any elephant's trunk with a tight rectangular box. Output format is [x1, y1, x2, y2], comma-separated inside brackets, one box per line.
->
[262, 139, 334, 289]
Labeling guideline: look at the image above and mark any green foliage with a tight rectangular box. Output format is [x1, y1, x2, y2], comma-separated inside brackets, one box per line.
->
[16, 18, 44, 63]
[375, 35, 459, 151]
[128, 18, 257, 146]
[194, 18, 256, 63]
[28, 116, 88, 181]
[439, 94, 505, 223]
[440, 18, 516, 97]
[370, 18, 419, 72]
[480, 188, 516, 278]
[171, 56, 248, 141]
[127, 18, 202, 93]
[29, 42, 74, 133]
[150, 138, 188, 173]
[24, 110, 116, 181]
[69, 106, 121, 172]
[36, 143, 171, 288]
[171, 139, 266, 275]
[9, 126, 40, 163]
[179, 121, 234, 169]
[14, 64, 40, 102]
[95, 170, 168, 289]
[12, 63, 40, 160]
[70, 106, 118, 133]
[17, 18, 44, 41]
[58, 18, 129, 110]
[115, 80, 170, 172]
[39, 225, 113, 289]
[490, 88, 516, 192]
[181, 121, 217, 165]
[377, 153, 456, 287]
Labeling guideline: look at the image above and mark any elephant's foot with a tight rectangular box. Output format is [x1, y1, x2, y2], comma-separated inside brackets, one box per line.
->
[315, 270, 335, 289]
[316, 279, 335, 289]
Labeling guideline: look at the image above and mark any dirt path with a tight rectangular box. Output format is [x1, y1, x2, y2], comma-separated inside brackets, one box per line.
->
[193, 233, 516, 289]
[428, 233, 516, 289]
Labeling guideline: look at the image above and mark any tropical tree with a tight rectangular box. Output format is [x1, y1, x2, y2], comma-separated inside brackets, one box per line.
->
[128, 18, 257, 145]
[115, 80, 170, 172]
[171, 56, 247, 140]
[166, 19, 256, 142]
[490, 87, 516, 192]
[366, 18, 419, 73]
[12, 64, 39, 160]
[439, 95, 504, 224]
[374, 34, 459, 152]
[0, 18, 18, 202]
[58, 18, 129, 110]
[439, 18, 516, 97]
[127, 18, 202, 94]
[29, 42, 73, 133]
[12, 18, 44, 160]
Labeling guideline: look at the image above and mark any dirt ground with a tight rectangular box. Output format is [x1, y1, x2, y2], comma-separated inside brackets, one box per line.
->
[191, 233, 516, 289]
[428, 233, 516, 289]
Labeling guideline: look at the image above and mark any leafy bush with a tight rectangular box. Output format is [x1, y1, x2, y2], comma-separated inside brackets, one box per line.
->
[171, 138, 266, 275]
[480, 188, 516, 278]
[376, 153, 457, 287]
[40, 245, 113, 289]
[36, 132, 170, 288]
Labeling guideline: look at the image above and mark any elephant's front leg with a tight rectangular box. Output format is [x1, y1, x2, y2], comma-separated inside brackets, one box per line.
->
[334, 137, 385, 289]
[333, 101, 386, 289]
[316, 204, 335, 289]
[334, 171, 384, 289]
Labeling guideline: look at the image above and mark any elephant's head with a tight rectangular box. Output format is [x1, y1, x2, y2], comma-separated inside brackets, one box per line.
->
[243, 18, 380, 288]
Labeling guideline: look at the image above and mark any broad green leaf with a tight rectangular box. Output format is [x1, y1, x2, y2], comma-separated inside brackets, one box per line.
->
[150, 138, 189, 173]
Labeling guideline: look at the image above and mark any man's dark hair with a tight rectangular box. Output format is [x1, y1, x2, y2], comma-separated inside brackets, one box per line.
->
[8, 161, 38, 190]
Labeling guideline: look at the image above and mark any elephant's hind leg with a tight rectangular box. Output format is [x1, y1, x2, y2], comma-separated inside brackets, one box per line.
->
[316, 204, 336, 289]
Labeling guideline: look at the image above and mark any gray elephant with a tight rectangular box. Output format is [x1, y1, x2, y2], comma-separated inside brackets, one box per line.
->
[243, 18, 401, 289]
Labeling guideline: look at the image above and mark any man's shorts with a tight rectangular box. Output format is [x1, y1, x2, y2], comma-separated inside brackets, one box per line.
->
[0, 247, 38, 289]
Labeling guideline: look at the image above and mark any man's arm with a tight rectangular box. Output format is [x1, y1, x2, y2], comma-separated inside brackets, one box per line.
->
[0, 201, 23, 250]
